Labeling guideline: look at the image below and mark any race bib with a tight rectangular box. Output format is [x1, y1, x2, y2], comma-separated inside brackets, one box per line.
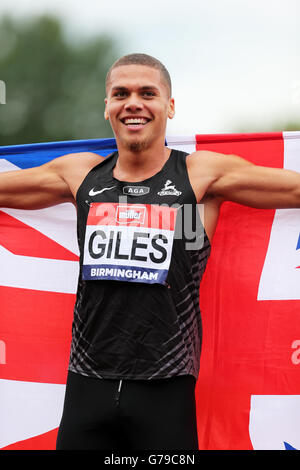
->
[82, 203, 178, 284]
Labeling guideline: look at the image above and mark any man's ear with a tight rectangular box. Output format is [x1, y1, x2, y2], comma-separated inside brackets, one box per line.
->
[168, 98, 175, 119]
[104, 98, 109, 120]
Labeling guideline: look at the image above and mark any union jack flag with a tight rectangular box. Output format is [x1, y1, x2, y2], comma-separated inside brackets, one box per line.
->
[0, 133, 299, 450]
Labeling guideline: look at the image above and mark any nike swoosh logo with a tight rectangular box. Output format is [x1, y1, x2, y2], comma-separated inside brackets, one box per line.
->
[89, 186, 116, 196]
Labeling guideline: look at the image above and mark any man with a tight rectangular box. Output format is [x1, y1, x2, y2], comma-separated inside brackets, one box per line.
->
[1, 53, 300, 450]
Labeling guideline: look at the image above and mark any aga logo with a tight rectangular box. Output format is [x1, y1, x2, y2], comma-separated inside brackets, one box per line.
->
[123, 186, 150, 196]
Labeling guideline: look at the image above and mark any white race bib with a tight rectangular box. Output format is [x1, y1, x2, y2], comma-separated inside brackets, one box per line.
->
[82, 203, 178, 284]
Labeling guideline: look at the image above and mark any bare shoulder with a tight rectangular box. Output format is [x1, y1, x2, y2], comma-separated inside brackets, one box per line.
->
[185, 151, 225, 201]
[48, 151, 106, 198]
[48, 151, 105, 173]
[187, 150, 253, 192]
[186, 149, 225, 164]
[187, 149, 250, 172]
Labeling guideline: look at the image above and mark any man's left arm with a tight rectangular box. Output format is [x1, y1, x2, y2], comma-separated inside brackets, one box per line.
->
[205, 152, 300, 209]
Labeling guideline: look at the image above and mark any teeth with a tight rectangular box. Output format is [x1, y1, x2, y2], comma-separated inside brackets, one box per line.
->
[124, 118, 148, 125]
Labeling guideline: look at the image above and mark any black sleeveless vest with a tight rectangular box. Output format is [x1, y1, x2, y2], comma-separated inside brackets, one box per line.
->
[68, 149, 211, 380]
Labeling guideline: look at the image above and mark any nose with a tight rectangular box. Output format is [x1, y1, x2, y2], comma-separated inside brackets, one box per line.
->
[124, 94, 143, 112]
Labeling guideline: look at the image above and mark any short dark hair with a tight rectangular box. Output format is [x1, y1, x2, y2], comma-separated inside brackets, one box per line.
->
[105, 53, 172, 97]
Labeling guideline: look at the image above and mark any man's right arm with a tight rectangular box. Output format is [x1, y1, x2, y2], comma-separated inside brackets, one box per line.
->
[0, 156, 74, 210]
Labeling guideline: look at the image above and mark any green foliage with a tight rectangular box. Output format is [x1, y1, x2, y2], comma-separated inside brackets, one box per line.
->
[235, 121, 300, 133]
[263, 121, 300, 132]
[0, 15, 120, 146]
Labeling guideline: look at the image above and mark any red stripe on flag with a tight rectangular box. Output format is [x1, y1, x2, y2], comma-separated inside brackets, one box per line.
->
[196, 132, 283, 167]
[0, 210, 78, 261]
[195, 132, 282, 144]
[0, 286, 75, 384]
[2, 428, 58, 450]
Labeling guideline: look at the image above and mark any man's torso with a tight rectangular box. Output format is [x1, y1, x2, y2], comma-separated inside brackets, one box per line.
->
[61, 149, 222, 243]
[67, 149, 211, 380]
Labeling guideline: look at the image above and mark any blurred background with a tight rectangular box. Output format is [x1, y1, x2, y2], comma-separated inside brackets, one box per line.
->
[0, 0, 299, 146]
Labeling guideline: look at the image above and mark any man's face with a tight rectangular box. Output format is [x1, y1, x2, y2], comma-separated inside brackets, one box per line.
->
[104, 64, 175, 153]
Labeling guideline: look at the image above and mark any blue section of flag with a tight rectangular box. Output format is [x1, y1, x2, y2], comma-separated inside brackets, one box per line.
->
[0, 138, 118, 168]
[284, 441, 297, 450]
[296, 234, 300, 250]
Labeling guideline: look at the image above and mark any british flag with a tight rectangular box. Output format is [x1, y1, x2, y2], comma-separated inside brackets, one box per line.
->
[0, 133, 299, 450]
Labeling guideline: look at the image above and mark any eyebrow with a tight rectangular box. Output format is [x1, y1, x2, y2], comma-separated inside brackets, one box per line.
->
[111, 85, 160, 92]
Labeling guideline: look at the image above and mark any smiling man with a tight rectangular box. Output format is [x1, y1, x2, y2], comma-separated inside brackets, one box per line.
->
[1, 53, 300, 451]
[104, 55, 174, 157]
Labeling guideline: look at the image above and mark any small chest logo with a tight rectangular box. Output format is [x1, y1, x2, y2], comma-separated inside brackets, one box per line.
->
[123, 186, 150, 196]
[89, 186, 116, 196]
[115, 205, 146, 225]
[158, 179, 182, 196]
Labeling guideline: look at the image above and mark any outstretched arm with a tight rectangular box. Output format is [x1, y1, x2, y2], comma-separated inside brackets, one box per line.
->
[195, 151, 300, 209]
[0, 156, 74, 210]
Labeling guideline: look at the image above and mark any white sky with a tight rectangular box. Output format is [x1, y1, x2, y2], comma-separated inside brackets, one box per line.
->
[0, 0, 300, 135]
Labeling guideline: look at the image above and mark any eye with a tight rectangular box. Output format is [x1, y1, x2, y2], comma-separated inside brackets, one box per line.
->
[142, 91, 155, 98]
[113, 90, 128, 98]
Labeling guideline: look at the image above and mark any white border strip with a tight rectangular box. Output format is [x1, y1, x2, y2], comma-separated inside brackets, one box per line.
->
[166, 135, 196, 154]
[283, 131, 300, 139]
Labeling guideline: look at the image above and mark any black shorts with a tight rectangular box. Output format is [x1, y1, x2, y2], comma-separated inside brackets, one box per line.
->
[56, 371, 198, 450]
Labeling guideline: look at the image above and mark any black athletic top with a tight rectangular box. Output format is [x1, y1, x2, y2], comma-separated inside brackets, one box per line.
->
[68, 149, 211, 380]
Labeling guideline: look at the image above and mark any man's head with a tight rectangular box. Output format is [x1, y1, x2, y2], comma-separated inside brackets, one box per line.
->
[105, 53, 172, 98]
[104, 53, 174, 153]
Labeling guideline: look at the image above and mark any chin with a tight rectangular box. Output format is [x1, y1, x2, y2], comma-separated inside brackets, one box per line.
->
[124, 138, 151, 153]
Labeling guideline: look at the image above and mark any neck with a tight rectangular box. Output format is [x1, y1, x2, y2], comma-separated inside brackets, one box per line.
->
[113, 140, 171, 182]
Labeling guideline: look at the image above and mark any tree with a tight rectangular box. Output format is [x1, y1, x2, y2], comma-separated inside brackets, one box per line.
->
[0, 15, 120, 146]
[235, 120, 300, 133]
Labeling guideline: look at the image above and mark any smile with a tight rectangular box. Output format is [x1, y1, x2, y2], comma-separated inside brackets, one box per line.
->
[121, 117, 151, 127]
